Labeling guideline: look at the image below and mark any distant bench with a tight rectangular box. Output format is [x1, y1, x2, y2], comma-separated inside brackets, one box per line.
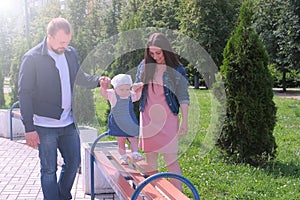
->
[90, 133, 200, 200]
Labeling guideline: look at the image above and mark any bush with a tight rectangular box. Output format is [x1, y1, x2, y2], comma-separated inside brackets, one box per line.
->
[214, 1, 277, 166]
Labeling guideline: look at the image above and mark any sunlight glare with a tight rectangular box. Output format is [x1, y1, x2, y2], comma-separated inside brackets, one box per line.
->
[0, 1, 14, 13]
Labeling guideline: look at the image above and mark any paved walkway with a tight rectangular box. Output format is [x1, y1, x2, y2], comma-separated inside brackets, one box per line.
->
[273, 88, 300, 100]
[0, 137, 113, 200]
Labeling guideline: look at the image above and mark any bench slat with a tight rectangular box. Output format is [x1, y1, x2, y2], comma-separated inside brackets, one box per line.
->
[110, 150, 167, 200]
[131, 159, 191, 200]
[94, 151, 143, 200]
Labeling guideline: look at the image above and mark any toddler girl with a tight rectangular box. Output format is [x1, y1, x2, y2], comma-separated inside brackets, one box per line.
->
[100, 74, 144, 164]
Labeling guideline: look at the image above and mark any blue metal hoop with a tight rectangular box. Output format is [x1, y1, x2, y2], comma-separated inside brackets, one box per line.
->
[131, 172, 200, 200]
[90, 132, 108, 200]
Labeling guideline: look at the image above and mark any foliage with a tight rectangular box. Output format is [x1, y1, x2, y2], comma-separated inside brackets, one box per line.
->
[66, 0, 87, 37]
[269, 64, 300, 88]
[6, 0, 63, 104]
[179, 0, 242, 67]
[103, 0, 122, 37]
[67, 0, 99, 124]
[215, 1, 277, 166]
[253, 0, 300, 90]
[9, 36, 31, 107]
[2, 0, 300, 108]
[84, 0, 107, 52]
[73, 87, 98, 125]
[268, 64, 282, 87]
[138, 0, 180, 30]
[0, 12, 15, 108]
[178, 0, 242, 88]
[108, 0, 144, 78]
[29, 0, 63, 45]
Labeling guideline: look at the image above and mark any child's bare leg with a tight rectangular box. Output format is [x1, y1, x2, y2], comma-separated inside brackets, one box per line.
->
[127, 137, 138, 152]
[116, 137, 126, 156]
[163, 153, 183, 191]
[128, 137, 144, 161]
[117, 137, 128, 164]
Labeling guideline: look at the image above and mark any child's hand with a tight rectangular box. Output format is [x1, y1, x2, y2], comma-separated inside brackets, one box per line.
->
[132, 82, 144, 93]
[100, 76, 111, 89]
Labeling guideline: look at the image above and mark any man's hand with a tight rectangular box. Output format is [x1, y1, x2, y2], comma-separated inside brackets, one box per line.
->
[25, 131, 40, 149]
[99, 76, 111, 89]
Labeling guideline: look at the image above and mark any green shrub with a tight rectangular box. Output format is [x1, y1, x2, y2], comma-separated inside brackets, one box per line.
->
[214, 1, 277, 166]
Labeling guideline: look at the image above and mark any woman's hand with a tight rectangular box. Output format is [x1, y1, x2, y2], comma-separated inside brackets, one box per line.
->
[132, 82, 144, 93]
[178, 120, 188, 137]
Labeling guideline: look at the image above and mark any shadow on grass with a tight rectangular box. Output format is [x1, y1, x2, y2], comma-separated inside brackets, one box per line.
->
[264, 160, 300, 178]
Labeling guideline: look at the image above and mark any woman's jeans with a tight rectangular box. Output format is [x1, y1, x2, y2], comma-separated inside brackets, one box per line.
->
[36, 123, 81, 200]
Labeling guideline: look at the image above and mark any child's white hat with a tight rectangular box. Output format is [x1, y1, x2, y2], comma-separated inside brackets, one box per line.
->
[111, 74, 132, 88]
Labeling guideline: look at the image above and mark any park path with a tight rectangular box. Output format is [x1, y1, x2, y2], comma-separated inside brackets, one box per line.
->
[273, 88, 300, 100]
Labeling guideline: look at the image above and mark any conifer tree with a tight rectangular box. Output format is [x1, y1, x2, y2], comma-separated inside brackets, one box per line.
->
[216, 0, 277, 166]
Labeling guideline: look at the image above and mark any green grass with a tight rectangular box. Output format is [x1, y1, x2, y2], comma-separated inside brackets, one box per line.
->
[4, 93, 11, 109]
[94, 89, 300, 199]
[179, 90, 300, 199]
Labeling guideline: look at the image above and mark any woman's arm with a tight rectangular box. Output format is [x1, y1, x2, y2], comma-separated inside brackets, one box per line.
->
[178, 103, 189, 137]
[135, 60, 145, 83]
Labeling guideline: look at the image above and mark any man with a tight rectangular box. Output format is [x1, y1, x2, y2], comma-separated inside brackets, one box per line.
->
[18, 18, 101, 199]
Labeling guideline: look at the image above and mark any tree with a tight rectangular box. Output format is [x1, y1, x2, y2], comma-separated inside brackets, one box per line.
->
[7, 0, 63, 105]
[66, 0, 88, 37]
[253, 0, 300, 91]
[139, 0, 180, 30]
[84, 0, 107, 54]
[178, 0, 242, 88]
[215, 0, 277, 166]
[0, 17, 9, 108]
[9, 38, 28, 106]
[103, 0, 122, 37]
[0, 10, 18, 108]
[29, 0, 62, 45]
[108, 0, 144, 77]
[274, 0, 300, 90]
[66, 0, 100, 125]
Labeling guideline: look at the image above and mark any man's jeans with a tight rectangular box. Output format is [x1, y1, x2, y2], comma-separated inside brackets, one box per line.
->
[36, 123, 80, 200]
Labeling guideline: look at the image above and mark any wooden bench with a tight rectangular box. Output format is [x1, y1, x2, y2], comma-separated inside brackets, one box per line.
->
[93, 150, 194, 200]
[90, 134, 200, 200]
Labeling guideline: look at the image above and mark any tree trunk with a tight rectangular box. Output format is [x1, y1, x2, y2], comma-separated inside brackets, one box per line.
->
[194, 74, 199, 89]
[282, 70, 287, 92]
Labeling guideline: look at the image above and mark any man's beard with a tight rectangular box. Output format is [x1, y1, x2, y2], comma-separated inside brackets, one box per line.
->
[52, 47, 65, 55]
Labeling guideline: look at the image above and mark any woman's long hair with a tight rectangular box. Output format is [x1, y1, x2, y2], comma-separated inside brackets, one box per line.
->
[142, 33, 180, 84]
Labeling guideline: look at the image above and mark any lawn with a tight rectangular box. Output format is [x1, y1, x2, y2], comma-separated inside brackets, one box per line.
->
[94, 89, 299, 199]
[179, 90, 300, 199]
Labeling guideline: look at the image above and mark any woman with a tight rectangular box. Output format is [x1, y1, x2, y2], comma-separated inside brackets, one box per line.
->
[135, 32, 189, 190]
